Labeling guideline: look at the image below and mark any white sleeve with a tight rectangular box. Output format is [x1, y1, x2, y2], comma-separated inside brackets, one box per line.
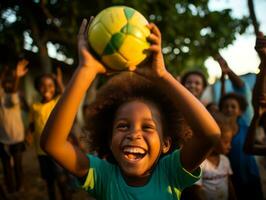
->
[221, 155, 233, 175]
[195, 160, 207, 186]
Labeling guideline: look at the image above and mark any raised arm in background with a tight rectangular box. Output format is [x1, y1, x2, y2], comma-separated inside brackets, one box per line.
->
[244, 32, 266, 155]
[214, 53, 244, 90]
[40, 19, 106, 177]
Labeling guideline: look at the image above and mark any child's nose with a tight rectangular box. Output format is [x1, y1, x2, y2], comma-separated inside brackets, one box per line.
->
[126, 129, 142, 140]
[191, 82, 196, 87]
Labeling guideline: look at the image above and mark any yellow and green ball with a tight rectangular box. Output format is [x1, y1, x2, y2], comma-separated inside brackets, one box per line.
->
[88, 6, 151, 71]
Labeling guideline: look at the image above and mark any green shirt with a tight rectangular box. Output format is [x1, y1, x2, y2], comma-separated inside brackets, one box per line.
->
[82, 150, 201, 200]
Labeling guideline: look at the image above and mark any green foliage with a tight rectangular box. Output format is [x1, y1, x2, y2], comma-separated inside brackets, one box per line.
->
[0, 0, 249, 77]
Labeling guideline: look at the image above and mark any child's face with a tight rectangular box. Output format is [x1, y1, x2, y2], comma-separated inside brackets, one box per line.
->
[216, 131, 232, 154]
[184, 74, 204, 98]
[39, 77, 56, 102]
[110, 100, 170, 179]
[221, 98, 242, 119]
[207, 103, 219, 114]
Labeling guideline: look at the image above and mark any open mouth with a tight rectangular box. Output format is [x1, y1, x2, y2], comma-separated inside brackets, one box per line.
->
[123, 146, 147, 161]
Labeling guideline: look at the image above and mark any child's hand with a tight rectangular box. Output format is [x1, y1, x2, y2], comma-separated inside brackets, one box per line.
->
[255, 32, 266, 61]
[78, 18, 106, 74]
[136, 23, 167, 79]
[213, 54, 230, 75]
[16, 59, 29, 78]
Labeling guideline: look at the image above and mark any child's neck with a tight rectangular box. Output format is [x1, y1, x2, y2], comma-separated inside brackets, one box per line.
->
[122, 172, 152, 187]
[207, 152, 220, 167]
[41, 98, 52, 103]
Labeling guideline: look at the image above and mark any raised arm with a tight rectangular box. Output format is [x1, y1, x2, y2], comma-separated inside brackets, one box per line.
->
[40, 19, 106, 177]
[55, 66, 65, 94]
[244, 32, 266, 155]
[253, 32, 266, 101]
[158, 70, 220, 172]
[214, 54, 244, 89]
[13, 59, 29, 92]
[136, 23, 220, 172]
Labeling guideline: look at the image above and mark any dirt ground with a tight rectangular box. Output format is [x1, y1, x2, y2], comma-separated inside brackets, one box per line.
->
[0, 146, 91, 200]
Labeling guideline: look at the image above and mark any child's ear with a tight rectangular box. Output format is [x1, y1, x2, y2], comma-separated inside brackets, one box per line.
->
[162, 137, 172, 154]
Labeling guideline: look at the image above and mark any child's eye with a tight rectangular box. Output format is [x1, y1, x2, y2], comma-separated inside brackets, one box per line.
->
[142, 124, 155, 132]
[115, 123, 129, 131]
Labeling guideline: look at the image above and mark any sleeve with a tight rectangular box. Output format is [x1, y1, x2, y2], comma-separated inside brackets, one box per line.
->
[160, 150, 202, 190]
[194, 160, 207, 186]
[81, 154, 114, 196]
[194, 179, 202, 186]
[221, 155, 233, 176]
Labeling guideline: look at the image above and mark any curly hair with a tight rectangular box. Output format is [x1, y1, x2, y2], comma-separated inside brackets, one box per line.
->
[181, 70, 208, 89]
[219, 92, 248, 112]
[84, 72, 190, 159]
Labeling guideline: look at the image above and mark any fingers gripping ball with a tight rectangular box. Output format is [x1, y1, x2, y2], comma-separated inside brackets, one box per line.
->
[88, 6, 151, 71]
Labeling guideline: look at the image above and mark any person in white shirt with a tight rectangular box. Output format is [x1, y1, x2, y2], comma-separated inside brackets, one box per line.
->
[195, 112, 237, 200]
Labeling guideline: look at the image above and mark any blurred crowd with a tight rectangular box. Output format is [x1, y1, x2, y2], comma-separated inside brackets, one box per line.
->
[0, 26, 266, 200]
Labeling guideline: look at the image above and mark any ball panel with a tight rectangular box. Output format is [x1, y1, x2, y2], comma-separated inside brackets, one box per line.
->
[121, 24, 147, 42]
[102, 53, 128, 70]
[96, 7, 127, 34]
[103, 32, 125, 55]
[123, 7, 135, 20]
[129, 9, 149, 25]
[119, 35, 150, 66]
[103, 43, 116, 56]
[128, 12, 150, 38]
[88, 22, 112, 55]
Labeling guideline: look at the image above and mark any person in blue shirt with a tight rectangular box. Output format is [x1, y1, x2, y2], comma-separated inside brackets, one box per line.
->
[214, 54, 253, 125]
[219, 92, 263, 200]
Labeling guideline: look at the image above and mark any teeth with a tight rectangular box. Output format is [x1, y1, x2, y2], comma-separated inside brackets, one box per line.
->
[123, 147, 145, 154]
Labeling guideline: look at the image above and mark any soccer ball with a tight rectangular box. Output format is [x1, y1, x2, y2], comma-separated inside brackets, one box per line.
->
[88, 6, 151, 71]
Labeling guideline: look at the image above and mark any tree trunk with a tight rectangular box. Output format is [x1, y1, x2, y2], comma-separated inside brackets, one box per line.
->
[21, 1, 52, 74]
[39, 41, 52, 74]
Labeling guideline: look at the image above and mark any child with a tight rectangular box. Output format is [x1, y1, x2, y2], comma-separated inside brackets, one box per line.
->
[40, 19, 220, 199]
[195, 112, 236, 200]
[180, 70, 208, 100]
[206, 102, 219, 115]
[214, 54, 253, 125]
[0, 59, 28, 193]
[219, 92, 263, 199]
[28, 68, 71, 200]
